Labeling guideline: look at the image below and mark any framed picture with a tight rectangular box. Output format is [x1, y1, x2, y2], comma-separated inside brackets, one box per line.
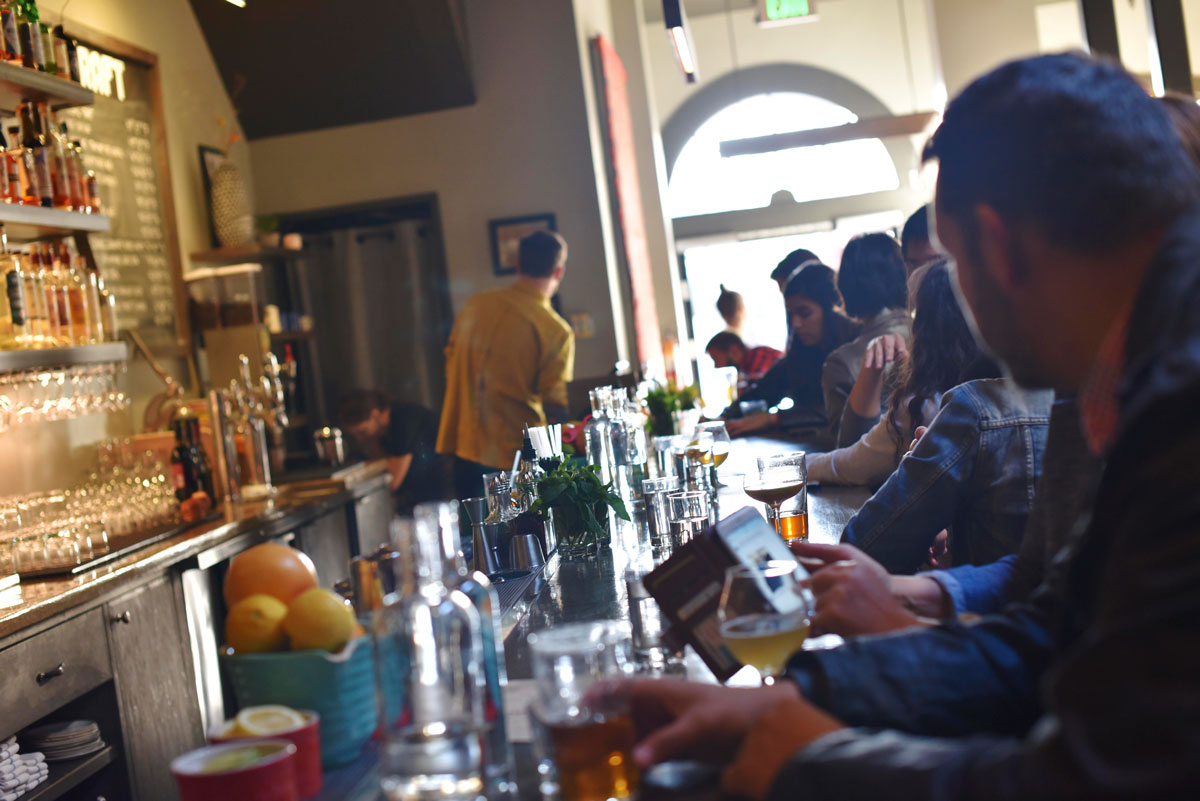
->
[199, 144, 226, 248]
[489, 213, 557, 276]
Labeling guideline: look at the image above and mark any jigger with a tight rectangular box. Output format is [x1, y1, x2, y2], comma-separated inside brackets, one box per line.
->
[511, 534, 546, 570]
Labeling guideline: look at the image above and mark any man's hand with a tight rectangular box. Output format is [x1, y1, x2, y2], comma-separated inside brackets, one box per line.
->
[727, 412, 775, 437]
[721, 696, 845, 801]
[595, 678, 802, 768]
[788, 542, 920, 636]
[906, 425, 929, 456]
[862, 333, 909, 372]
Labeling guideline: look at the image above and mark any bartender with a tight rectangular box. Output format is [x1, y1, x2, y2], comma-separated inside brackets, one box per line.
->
[338, 389, 448, 513]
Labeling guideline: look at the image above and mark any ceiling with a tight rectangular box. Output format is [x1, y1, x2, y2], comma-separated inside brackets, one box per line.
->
[188, 0, 475, 140]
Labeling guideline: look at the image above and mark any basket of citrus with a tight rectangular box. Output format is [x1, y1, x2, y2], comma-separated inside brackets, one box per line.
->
[219, 543, 375, 768]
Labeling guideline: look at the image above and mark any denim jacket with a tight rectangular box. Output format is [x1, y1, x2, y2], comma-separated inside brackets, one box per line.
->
[842, 379, 1053, 574]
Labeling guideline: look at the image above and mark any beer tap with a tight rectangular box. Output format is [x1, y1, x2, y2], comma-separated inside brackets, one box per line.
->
[238, 354, 287, 476]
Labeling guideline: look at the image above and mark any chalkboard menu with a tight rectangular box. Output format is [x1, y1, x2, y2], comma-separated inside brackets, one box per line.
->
[59, 42, 176, 345]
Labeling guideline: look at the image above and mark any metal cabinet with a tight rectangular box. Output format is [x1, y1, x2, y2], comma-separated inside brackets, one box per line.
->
[107, 577, 205, 801]
[296, 509, 354, 586]
[351, 482, 394, 556]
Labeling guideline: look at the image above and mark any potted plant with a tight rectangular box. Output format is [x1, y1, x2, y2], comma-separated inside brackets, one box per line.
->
[645, 383, 701, 436]
[528, 460, 628, 559]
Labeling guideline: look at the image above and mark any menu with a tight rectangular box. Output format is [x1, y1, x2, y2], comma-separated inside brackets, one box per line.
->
[59, 42, 176, 345]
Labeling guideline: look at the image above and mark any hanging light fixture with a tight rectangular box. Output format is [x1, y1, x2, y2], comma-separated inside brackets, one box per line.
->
[663, 0, 698, 84]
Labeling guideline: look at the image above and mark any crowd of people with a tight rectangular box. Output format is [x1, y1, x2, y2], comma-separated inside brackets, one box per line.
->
[606, 52, 1200, 800]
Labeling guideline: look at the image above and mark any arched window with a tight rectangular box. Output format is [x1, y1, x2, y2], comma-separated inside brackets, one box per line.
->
[667, 92, 901, 219]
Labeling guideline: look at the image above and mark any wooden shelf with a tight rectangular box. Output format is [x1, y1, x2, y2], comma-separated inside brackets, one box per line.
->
[0, 204, 111, 242]
[269, 330, 315, 342]
[16, 746, 114, 801]
[0, 61, 94, 113]
[0, 342, 127, 373]
[190, 244, 304, 267]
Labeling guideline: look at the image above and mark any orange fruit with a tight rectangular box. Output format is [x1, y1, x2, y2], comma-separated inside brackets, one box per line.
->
[284, 588, 356, 652]
[224, 543, 318, 607]
[225, 594, 289, 653]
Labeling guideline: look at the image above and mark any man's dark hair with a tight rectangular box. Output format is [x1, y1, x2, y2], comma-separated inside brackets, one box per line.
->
[923, 52, 1200, 254]
[771, 248, 820, 285]
[519, 230, 567, 278]
[339, 388, 390, 427]
[784, 262, 841, 311]
[901, 206, 930, 255]
[837, 233, 907, 318]
[705, 330, 745, 355]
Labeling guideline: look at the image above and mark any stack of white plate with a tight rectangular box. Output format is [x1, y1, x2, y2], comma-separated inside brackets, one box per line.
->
[0, 736, 48, 799]
[21, 720, 105, 762]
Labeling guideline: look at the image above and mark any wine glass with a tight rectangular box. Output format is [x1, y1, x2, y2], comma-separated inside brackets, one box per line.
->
[697, 421, 731, 486]
[718, 560, 812, 684]
[743, 453, 806, 537]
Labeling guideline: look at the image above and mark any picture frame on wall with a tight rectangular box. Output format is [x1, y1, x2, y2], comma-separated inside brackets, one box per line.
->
[489, 213, 557, 276]
[199, 144, 226, 248]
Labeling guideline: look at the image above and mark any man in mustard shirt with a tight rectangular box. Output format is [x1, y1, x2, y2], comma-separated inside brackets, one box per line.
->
[437, 230, 575, 497]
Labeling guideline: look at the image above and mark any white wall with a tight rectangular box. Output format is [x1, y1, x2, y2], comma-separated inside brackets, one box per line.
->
[251, 0, 625, 379]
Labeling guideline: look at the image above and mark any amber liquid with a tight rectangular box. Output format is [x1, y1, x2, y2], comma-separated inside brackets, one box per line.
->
[721, 614, 811, 676]
[547, 713, 639, 801]
[779, 512, 809, 541]
[686, 447, 713, 465]
[744, 481, 804, 505]
[711, 447, 730, 467]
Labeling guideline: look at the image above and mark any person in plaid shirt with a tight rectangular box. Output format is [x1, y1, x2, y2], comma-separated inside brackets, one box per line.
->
[706, 331, 783, 387]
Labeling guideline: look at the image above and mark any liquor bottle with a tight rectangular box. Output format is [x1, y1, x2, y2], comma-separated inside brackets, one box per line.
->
[73, 250, 101, 342]
[0, 138, 10, 205]
[85, 169, 98, 212]
[583, 387, 614, 484]
[36, 102, 67, 209]
[38, 21, 52, 75]
[421, 500, 516, 799]
[186, 415, 215, 497]
[28, 248, 58, 344]
[38, 244, 69, 344]
[7, 126, 28, 205]
[514, 429, 545, 513]
[170, 415, 198, 502]
[58, 242, 91, 343]
[0, 0, 19, 64]
[0, 226, 27, 349]
[60, 124, 83, 209]
[95, 272, 116, 340]
[281, 344, 297, 416]
[52, 25, 76, 82]
[2, 132, 18, 205]
[19, 102, 50, 208]
[20, 251, 45, 346]
[16, 0, 42, 71]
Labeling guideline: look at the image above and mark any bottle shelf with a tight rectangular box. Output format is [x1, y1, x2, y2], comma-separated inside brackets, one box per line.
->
[190, 244, 304, 267]
[0, 203, 110, 242]
[0, 60, 94, 113]
[0, 342, 127, 373]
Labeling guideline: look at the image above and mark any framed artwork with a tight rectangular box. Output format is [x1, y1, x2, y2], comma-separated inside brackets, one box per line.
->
[489, 213, 557, 276]
[199, 144, 226, 248]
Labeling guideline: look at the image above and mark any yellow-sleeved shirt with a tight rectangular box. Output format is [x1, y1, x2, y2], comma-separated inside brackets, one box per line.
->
[436, 283, 575, 469]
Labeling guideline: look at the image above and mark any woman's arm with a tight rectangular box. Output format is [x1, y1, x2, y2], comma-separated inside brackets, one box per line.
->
[808, 413, 905, 487]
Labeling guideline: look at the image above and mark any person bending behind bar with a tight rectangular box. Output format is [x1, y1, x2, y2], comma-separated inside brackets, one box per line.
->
[436, 230, 575, 499]
[601, 52, 1200, 800]
[705, 331, 782, 389]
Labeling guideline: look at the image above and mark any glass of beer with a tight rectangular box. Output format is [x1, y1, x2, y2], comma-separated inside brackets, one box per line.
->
[718, 560, 812, 684]
[743, 452, 806, 538]
[528, 621, 638, 801]
[696, 421, 731, 486]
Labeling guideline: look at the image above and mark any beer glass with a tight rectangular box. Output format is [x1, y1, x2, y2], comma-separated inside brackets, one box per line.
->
[695, 421, 731, 486]
[528, 621, 638, 801]
[743, 452, 806, 539]
[718, 560, 812, 684]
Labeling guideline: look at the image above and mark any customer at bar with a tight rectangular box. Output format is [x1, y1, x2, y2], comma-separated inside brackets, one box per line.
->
[436, 230, 574, 498]
[705, 331, 782, 387]
[807, 260, 996, 488]
[609, 53, 1200, 801]
[339, 388, 447, 514]
[901, 205, 941, 276]
[729, 262, 859, 434]
[770, 248, 820, 295]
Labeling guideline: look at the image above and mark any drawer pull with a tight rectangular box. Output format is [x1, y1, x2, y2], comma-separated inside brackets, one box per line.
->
[36, 663, 65, 685]
[110, 610, 132, 625]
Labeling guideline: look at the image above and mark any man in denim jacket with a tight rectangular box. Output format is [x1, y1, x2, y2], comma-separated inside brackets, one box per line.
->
[609, 53, 1200, 800]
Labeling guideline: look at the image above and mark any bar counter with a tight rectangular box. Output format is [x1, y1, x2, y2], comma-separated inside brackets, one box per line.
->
[322, 437, 872, 800]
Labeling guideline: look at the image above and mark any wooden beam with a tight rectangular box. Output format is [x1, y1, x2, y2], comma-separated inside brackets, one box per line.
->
[719, 111, 940, 158]
[1148, 0, 1192, 96]
[1079, 0, 1120, 60]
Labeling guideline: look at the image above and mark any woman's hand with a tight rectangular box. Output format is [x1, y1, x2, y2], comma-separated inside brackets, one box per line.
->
[847, 334, 909, 419]
[863, 333, 909, 371]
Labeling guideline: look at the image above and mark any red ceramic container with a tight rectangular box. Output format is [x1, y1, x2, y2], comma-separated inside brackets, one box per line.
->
[171, 740, 298, 801]
[210, 711, 323, 798]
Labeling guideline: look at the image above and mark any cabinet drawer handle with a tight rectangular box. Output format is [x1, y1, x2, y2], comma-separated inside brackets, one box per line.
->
[36, 663, 65, 685]
[110, 610, 132, 625]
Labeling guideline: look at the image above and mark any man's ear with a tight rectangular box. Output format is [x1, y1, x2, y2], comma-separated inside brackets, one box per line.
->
[553, 264, 566, 282]
[974, 205, 1030, 292]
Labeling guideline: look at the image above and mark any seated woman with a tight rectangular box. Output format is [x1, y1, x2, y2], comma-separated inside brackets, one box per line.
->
[728, 263, 859, 435]
[822, 233, 912, 447]
[841, 376, 1053, 575]
[808, 261, 992, 488]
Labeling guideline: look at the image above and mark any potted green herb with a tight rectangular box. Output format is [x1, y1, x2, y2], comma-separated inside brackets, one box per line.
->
[528, 460, 629, 559]
[645, 383, 701, 436]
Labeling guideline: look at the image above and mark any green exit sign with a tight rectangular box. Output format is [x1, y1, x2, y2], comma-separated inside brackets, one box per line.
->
[756, 0, 817, 25]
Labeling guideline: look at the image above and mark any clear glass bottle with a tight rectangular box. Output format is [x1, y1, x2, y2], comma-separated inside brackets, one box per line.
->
[376, 504, 486, 801]
[20, 251, 46, 346]
[41, 243, 71, 343]
[30, 246, 62, 344]
[583, 387, 613, 484]
[58, 242, 92, 343]
[421, 501, 516, 799]
[93, 270, 116, 340]
[0, 0, 20, 64]
[41, 105, 69, 210]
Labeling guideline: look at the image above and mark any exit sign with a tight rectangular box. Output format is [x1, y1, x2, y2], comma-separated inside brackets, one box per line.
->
[756, 0, 818, 26]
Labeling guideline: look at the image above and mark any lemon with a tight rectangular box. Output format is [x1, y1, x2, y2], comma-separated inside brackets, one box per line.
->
[234, 705, 305, 736]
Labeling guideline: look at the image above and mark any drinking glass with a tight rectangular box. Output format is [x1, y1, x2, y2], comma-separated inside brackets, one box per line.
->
[642, 476, 680, 549]
[528, 621, 638, 801]
[667, 490, 708, 546]
[624, 564, 684, 673]
[684, 431, 713, 492]
[651, 435, 677, 479]
[696, 421, 731, 486]
[718, 560, 812, 684]
[743, 453, 806, 538]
